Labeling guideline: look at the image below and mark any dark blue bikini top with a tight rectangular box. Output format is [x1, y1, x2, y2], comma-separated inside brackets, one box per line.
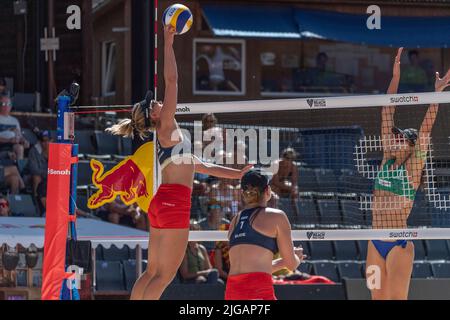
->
[157, 133, 192, 170]
[229, 207, 278, 254]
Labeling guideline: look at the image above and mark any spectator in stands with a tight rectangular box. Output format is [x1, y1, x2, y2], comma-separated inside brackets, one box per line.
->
[202, 114, 230, 164]
[202, 113, 219, 132]
[28, 131, 51, 196]
[400, 50, 428, 92]
[0, 78, 9, 97]
[270, 148, 299, 216]
[199, 199, 230, 231]
[0, 160, 24, 194]
[199, 199, 231, 252]
[179, 222, 223, 284]
[310, 52, 336, 87]
[214, 224, 231, 281]
[192, 179, 208, 197]
[96, 197, 146, 229]
[36, 180, 92, 219]
[132, 204, 148, 231]
[36, 180, 47, 215]
[419, 58, 437, 92]
[0, 196, 11, 217]
[0, 95, 30, 160]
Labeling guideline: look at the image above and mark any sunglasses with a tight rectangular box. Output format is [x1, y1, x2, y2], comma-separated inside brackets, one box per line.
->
[209, 204, 222, 210]
[0, 102, 11, 107]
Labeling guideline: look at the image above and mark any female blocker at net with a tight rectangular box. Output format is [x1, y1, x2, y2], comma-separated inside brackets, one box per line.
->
[366, 47, 450, 300]
[106, 26, 252, 300]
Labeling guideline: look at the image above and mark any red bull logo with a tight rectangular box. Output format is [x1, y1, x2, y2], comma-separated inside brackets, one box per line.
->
[87, 141, 155, 210]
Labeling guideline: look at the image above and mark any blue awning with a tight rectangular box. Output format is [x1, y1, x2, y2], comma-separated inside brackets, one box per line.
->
[202, 4, 301, 39]
[294, 9, 450, 48]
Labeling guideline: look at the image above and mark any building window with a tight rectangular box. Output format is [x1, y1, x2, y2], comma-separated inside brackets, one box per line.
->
[101, 41, 117, 97]
[193, 38, 245, 96]
[259, 41, 356, 97]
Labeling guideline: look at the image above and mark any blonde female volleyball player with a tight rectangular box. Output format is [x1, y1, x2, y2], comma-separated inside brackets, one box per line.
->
[107, 26, 252, 300]
[225, 169, 303, 300]
[367, 47, 450, 300]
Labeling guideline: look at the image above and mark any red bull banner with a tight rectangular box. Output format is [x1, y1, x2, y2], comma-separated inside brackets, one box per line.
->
[88, 141, 155, 211]
[42, 143, 73, 300]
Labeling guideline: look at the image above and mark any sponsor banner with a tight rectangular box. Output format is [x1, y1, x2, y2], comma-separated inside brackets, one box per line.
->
[183, 229, 448, 242]
[174, 92, 450, 115]
[88, 141, 155, 211]
[42, 143, 73, 300]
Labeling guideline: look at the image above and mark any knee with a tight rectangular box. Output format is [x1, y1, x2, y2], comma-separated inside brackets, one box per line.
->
[13, 144, 24, 153]
[151, 270, 176, 286]
[5, 165, 19, 177]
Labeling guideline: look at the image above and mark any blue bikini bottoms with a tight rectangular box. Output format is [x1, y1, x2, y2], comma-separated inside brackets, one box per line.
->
[371, 240, 408, 260]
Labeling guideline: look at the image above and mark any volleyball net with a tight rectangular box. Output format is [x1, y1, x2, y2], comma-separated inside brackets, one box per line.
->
[167, 91, 450, 241]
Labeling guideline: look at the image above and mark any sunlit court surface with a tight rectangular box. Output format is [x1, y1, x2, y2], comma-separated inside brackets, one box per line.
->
[1, 0, 450, 315]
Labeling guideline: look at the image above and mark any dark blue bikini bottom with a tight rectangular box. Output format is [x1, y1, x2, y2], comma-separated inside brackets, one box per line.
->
[371, 240, 408, 260]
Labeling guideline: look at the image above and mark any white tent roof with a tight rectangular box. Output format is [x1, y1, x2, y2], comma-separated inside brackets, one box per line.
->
[0, 217, 149, 249]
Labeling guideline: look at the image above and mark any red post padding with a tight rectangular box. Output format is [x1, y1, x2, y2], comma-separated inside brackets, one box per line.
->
[41, 143, 73, 300]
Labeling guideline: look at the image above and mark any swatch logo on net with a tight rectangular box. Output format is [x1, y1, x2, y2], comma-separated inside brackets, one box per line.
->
[388, 231, 418, 239]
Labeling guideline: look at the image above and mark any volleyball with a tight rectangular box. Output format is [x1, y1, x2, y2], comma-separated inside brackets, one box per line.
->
[162, 4, 193, 35]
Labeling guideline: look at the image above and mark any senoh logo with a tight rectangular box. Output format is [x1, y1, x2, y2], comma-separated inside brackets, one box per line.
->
[176, 106, 191, 113]
[306, 231, 326, 240]
[48, 168, 71, 176]
[307, 99, 326, 108]
[388, 231, 418, 239]
[389, 96, 419, 104]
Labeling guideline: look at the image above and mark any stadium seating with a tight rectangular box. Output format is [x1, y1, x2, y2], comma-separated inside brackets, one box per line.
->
[12, 93, 35, 112]
[337, 262, 363, 279]
[317, 199, 341, 228]
[95, 131, 120, 156]
[76, 187, 90, 213]
[357, 241, 368, 260]
[123, 259, 148, 292]
[297, 261, 313, 274]
[77, 161, 93, 186]
[297, 198, 319, 226]
[314, 169, 339, 193]
[334, 241, 359, 261]
[102, 245, 130, 261]
[413, 240, 427, 261]
[7, 194, 38, 217]
[298, 167, 318, 192]
[312, 262, 340, 282]
[74, 131, 97, 155]
[278, 197, 296, 221]
[424, 240, 450, 260]
[309, 241, 334, 260]
[339, 169, 373, 195]
[121, 138, 132, 155]
[430, 262, 450, 278]
[95, 260, 126, 291]
[340, 199, 365, 227]
[412, 262, 433, 279]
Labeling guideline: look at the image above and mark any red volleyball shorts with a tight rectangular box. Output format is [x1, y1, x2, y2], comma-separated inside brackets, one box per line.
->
[148, 184, 192, 229]
[225, 272, 276, 300]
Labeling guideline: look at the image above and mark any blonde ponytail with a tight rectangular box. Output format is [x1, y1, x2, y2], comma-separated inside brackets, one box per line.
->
[105, 102, 156, 139]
